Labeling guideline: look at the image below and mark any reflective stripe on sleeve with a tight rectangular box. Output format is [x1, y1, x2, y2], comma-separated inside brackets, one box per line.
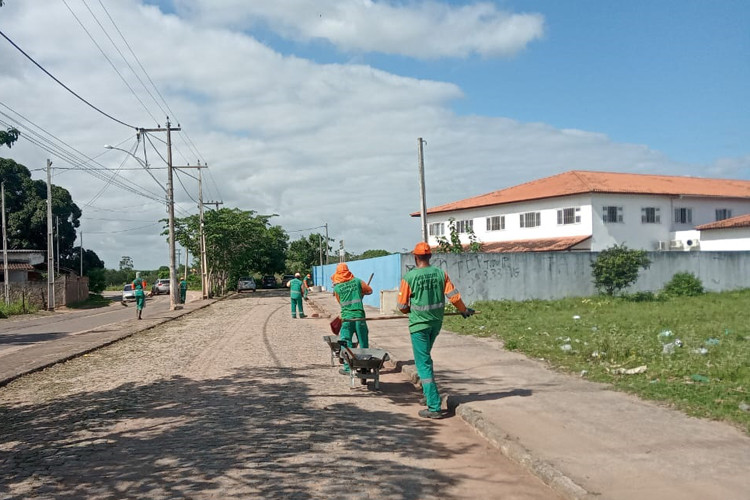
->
[445, 289, 459, 298]
[339, 298, 362, 306]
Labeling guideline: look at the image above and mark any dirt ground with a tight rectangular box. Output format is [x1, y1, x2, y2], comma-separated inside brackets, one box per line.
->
[0, 292, 559, 499]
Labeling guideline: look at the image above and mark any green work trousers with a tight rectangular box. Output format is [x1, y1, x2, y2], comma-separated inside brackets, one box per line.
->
[339, 319, 369, 372]
[135, 291, 146, 311]
[410, 326, 441, 412]
[291, 297, 304, 317]
[180, 288, 187, 303]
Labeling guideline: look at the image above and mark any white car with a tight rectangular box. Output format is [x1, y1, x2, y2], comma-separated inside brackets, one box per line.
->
[122, 284, 135, 302]
[237, 277, 257, 292]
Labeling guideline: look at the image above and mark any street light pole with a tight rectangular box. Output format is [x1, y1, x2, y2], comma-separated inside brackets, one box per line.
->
[417, 138, 428, 243]
[165, 120, 178, 310]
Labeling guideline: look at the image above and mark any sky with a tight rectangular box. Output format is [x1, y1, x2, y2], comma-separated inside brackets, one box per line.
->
[0, 0, 748, 270]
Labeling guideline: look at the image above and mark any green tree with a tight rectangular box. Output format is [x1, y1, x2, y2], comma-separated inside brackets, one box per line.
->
[0, 128, 19, 148]
[286, 233, 327, 273]
[65, 247, 105, 276]
[1, 158, 81, 260]
[354, 249, 391, 260]
[86, 267, 106, 293]
[435, 218, 482, 253]
[119, 256, 134, 271]
[591, 244, 651, 296]
[174, 208, 288, 295]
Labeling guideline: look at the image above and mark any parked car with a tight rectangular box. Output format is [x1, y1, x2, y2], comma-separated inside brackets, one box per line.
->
[151, 278, 170, 295]
[237, 276, 257, 292]
[261, 275, 277, 288]
[281, 274, 296, 287]
[122, 284, 135, 302]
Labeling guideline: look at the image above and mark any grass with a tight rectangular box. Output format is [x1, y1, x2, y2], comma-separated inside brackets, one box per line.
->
[443, 289, 750, 434]
[0, 300, 39, 318]
[67, 293, 113, 309]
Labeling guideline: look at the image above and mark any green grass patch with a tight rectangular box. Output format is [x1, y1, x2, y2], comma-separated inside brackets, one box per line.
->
[0, 300, 39, 318]
[444, 290, 750, 433]
[67, 293, 113, 309]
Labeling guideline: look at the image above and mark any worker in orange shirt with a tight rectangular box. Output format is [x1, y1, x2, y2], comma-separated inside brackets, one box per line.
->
[332, 263, 373, 375]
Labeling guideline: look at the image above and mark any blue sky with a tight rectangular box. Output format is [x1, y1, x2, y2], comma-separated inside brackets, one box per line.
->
[2, 0, 749, 267]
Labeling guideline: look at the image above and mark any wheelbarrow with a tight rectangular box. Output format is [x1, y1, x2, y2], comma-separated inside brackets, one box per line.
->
[339, 343, 390, 390]
[322, 335, 358, 366]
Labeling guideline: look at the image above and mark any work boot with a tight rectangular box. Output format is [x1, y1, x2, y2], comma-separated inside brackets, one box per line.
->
[338, 368, 350, 375]
[418, 409, 443, 419]
[292, 315, 296, 319]
[299, 314, 307, 319]
[418, 396, 427, 406]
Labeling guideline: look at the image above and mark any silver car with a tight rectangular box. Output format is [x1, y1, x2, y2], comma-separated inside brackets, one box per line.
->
[122, 284, 135, 302]
[237, 277, 256, 292]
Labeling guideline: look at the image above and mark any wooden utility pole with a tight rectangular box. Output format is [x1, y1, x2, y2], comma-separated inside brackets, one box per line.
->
[198, 168, 208, 299]
[46, 159, 54, 311]
[2, 182, 9, 305]
[417, 138, 428, 243]
[324, 222, 329, 265]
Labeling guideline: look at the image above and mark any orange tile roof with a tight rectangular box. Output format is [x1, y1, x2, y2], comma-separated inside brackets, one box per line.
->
[415, 170, 750, 216]
[695, 213, 750, 231]
[0, 263, 34, 271]
[435, 235, 591, 253]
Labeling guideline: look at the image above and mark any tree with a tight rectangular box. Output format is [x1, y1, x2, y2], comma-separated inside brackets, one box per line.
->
[0, 128, 19, 148]
[354, 249, 391, 261]
[87, 268, 106, 293]
[1, 157, 81, 259]
[435, 218, 482, 253]
[119, 256, 134, 271]
[591, 244, 651, 296]
[286, 233, 327, 273]
[65, 247, 105, 276]
[173, 208, 288, 295]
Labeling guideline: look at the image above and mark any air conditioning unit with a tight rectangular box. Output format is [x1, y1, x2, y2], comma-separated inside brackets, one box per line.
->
[686, 239, 700, 249]
[657, 241, 669, 251]
[669, 240, 683, 249]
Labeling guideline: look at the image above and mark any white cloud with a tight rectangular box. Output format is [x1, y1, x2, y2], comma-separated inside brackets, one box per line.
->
[0, 1, 741, 271]
[172, 0, 545, 59]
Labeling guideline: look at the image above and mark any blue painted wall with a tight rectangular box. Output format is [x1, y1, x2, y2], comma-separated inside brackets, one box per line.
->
[313, 253, 402, 308]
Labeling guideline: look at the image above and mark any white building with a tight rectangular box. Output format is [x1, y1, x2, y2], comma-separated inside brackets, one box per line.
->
[416, 170, 750, 252]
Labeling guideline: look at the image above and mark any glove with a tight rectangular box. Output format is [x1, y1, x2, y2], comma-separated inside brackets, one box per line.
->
[461, 308, 475, 319]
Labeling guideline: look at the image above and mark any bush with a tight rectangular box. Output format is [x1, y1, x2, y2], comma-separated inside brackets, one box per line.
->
[591, 244, 651, 296]
[663, 272, 704, 297]
[621, 291, 661, 302]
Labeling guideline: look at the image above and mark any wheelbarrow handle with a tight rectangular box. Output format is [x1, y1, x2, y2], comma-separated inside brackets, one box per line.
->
[343, 311, 480, 322]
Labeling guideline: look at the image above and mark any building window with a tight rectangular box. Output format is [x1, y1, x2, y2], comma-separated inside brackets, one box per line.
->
[715, 209, 732, 221]
[557, 207, 581, 225]
[428, 222, 444, 237]
[602, 206, 623, 223]
[455, 219, 473, 234]
[486, 215, 505, 231]
[641, 207, 661, 224]
[674, 208, 693, 224]
[519, 212, 541, 228]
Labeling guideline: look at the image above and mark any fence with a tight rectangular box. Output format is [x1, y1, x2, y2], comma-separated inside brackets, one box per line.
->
[5, 275, 89, 309]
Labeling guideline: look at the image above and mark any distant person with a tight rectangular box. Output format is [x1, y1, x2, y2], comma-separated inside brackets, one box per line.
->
[304, 273, 314, 300]
[132, 272, 148, 320]
[332, 263, 372, 375]
[179, 278, 187, 304]
[287, 272, 307, 319]
[398, 242, 474, 419]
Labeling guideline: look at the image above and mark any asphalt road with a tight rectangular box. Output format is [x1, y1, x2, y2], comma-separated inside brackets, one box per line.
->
[0, 293, 171, 358]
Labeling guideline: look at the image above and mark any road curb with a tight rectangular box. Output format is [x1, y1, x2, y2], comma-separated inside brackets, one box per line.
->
[0, 297, 220, 388]
[307, 296, 592, 500]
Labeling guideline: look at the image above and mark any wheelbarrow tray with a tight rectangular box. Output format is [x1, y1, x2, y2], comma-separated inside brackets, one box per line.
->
[343, 348, 390, 370]
[322, 335, 358, 366]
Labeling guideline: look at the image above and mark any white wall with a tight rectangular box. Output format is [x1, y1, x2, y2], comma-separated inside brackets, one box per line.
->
[426, 194, 593, 246]
[700, 228, 750, 251]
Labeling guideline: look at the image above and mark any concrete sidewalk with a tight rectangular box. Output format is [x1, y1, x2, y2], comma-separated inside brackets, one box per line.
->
[0, 295, 217, 387]
[308, 291, 750, 500]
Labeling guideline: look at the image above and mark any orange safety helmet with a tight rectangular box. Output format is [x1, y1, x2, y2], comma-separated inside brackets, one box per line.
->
[413, 242, 432, 255]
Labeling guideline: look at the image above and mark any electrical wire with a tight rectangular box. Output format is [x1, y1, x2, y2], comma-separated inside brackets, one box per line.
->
[61, 0, 159, 126]
[85, 138, 137, 206]
[0, 28, 136, 129]
[85, 221, 163, 234]
[174, 170, 198, 205]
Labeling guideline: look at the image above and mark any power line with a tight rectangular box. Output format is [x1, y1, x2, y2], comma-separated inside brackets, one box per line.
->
[85, 221, 163, 234]
[61, 0, 159, 125]
[0, 28, 136, 129]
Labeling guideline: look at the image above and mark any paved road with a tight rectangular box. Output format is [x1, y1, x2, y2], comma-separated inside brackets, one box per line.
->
[0, 293, 170, 357]
[0, 292, 559, 499]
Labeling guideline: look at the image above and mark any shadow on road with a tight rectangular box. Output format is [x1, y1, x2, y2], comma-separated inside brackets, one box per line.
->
[0, 366, 474, 499]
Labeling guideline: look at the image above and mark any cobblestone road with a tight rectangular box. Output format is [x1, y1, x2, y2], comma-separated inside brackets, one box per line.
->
[0, 292, 558, 499]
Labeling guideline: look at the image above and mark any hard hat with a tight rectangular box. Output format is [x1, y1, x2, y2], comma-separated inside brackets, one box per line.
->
[413, 242, 432, 255]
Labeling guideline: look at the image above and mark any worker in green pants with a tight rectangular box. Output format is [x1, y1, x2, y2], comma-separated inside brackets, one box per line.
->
[287, 272, 307, 318]
[179, 278, 187, 304]
[332, 263, 372, 375]
[398, 242, 474, 419]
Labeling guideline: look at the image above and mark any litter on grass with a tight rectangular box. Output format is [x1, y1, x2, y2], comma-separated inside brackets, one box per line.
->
[658, 330, 673, 339]
[705, 338, 720, 346]
[691, 374, 710, 383]
[611, 365, 647, 375]
[692, 347, 709, 355]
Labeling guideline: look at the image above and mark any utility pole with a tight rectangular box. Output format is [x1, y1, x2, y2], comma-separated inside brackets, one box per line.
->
[325, 222, 329, 265]
[55, 216, 59, 274]
[198, 168, 208, 299]
[2, 182, 9, 306]
[46, 159, 54, 311]
[80, 231, 83, 277]
[205, 200, 223, 211]
[184, 246, 189, 281]
[141, 120, 181, 310]
[417, 138, 428, 243]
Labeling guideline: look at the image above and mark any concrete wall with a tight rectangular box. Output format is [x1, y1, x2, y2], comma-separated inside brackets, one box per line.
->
[399, 251, 750, 305]
[700, 228, 750, 251]
[314, 254, 401, 308]
[5, 275, 89, 309]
